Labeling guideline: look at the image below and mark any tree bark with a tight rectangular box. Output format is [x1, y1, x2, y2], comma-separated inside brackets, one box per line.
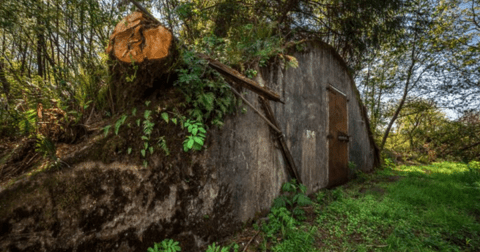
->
[380, 39, 417, 151]
[0, 59, 11, 102]
[36, 0, 45, 78]
[107, 10, 177, 110]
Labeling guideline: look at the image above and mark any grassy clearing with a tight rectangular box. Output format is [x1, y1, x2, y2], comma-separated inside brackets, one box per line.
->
[151, 161, 480, 251]
[315, 161, 480, 251]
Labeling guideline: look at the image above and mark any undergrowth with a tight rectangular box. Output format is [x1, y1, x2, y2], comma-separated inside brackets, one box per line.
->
[148, 179, 317, 252]
[147, 161, 480, 251]
[174, 49, 237, 128]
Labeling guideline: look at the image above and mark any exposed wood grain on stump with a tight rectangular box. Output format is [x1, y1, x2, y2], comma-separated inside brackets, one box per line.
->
[106, 11, 177, 111]
[106, 11, 173, 65]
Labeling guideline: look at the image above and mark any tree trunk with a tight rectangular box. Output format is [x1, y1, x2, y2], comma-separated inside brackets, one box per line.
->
[0, 59, 11, 102]
[380, 42, 417, 151]
[36, 0, 45, 78]
[106, 11, 177, 111]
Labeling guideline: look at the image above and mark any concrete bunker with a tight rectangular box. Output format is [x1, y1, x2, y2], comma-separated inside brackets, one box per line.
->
[205, 40, 380, 221]
[0, 40, 379, 251]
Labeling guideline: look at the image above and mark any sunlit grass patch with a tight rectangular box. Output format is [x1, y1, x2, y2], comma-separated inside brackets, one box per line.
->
[315, 161, 480, 251]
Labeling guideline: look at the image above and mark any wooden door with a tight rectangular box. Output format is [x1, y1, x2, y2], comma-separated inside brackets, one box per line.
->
[327, 86, 348, 187]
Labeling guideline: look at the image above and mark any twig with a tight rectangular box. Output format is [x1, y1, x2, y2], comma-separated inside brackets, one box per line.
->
[84, 103, 95, 125]
[25, 153, 39, 166]
[54, 157, 71, 168]
[128, 0, 162, 25]
[242, 229, 261, 252]
[366, 244, 388, 248]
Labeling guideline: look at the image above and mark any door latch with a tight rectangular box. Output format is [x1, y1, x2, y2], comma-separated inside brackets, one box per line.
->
[337, 132, 349, 142]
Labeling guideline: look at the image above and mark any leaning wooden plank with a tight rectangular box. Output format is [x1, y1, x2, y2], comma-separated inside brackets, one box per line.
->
[197, 53, 284, 103]
[259, 97, 302, 184]
[226, 84, 282, 134]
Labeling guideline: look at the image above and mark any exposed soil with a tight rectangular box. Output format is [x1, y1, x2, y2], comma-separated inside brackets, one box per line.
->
[0, 139, 40, 185]
[0, 85, 241, 251]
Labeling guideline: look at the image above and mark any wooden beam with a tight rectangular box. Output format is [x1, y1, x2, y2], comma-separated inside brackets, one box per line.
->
[259, 97, 302, 184]
[197, 53, 284, 103]
[226, 83, 282, 134]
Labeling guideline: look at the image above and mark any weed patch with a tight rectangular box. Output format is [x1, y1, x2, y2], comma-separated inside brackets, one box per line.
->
[145, 162, 480, 251]
[315, 161, 480, 251]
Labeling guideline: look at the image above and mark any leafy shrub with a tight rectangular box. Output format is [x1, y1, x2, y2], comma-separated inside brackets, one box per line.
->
[205, 242, 230, 252]
[183, 120, 206, 152]
[469, 161, 480, 170]
[147, 239, 181, 252]
[383, 158, 395, 169]
[272, 179, 312, 220]
[174, 50, 236, 127]
[261, 180, 315, 250]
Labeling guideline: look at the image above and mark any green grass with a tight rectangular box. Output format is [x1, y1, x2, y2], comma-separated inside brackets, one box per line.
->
[315, 162, 480, 251]
[151, 162, 480, 251]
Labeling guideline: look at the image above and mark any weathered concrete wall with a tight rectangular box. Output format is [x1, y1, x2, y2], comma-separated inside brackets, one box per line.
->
[0, 41, 377, 251]
[255, 41, 377, 192]
[205, 40, 378, 223]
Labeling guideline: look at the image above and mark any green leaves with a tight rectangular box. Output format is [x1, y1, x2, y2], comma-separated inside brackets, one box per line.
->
[147, 239, 181, 252]
[205, 242, 229, 252]
[157, 136, 170, 156]
[183, 120, 206, 152]
[103, 125, 111, 137]
[138, 109, 155, 168]
[144, 110, 152, 120]
[260, 179, 315, 250]
[185, 137, 194, 150]
[174, 49, 236, 126]
[293, 193, 312, 207]
[114, 114, 127, 135]
[143, 116, 154, 136]
[161, 112, 169, 123]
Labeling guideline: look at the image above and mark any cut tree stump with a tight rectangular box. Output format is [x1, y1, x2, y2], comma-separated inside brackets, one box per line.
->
[106, 11, 174, 65]
[107, 11, 177, 111]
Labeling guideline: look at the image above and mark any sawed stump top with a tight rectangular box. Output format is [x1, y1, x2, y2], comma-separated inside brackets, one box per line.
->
[106, 11, 174, 65]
